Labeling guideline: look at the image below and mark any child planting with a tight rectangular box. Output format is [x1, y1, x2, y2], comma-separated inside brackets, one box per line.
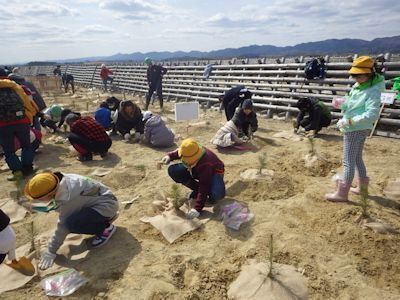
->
[24, 171, 119, 270]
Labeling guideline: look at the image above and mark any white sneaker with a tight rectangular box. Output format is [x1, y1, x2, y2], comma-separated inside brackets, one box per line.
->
[92, 224, 116, 248]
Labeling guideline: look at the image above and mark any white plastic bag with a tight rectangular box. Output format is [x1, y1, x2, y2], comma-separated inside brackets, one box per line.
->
[41, 269, 88, 297]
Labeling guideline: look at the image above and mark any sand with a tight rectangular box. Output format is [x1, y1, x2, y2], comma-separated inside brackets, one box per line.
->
[1, 87, 399, 300]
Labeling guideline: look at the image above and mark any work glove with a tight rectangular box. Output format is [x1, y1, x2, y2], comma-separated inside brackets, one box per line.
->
[124, 133, 131, 141]
[296, 127, 305, 134]
[0, 225, 16, 262]
[337, 118, 351, 130]
[186, 208, 200, 219]
[134, 132, 141, 139]
[39, 250, 56, 270]
[161, 155, 171, 165]
[305, 130, 316, 138]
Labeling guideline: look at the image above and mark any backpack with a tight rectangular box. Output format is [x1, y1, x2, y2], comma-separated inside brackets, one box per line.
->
[0, 83, 26, 122]
[304, 58, 323, 80]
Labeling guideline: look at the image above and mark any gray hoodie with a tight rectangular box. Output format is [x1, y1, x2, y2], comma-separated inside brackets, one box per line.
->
[143, 115, 174, 148]
[48, 173, 118, 254]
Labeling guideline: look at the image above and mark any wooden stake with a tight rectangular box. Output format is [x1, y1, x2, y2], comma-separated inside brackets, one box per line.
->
[369, 104, 385, 138]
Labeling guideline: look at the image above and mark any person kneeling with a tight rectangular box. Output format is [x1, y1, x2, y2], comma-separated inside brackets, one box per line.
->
[24, 171, 119, 270]
[161, 138, 225, 219]
[142, 111, 175, 148]
[65, 114, 112, 162]
[211, 119, 247, 148]
[294, 97, 331, 137]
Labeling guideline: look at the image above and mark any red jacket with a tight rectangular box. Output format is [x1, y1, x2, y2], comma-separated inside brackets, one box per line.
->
[168, 148, 224, 211]
[100, 68, 113, 80]
[70, 116, 110, 142]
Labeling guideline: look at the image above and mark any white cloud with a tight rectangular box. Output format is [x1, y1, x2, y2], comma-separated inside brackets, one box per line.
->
[0, 0, 399, 64]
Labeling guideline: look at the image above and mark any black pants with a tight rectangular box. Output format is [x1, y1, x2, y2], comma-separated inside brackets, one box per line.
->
[40, 119, 58, 131]
[68, 133, 111, 155]
[145, 81, 163, 109]
[300, 115, 331, 132]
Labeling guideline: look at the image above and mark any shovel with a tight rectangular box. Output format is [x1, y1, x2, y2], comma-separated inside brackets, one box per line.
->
[7, 257, 35, 276]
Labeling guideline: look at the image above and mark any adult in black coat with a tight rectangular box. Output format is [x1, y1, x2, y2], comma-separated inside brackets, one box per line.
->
[295, 97, 331, 134]
[220, 86, 252, 121]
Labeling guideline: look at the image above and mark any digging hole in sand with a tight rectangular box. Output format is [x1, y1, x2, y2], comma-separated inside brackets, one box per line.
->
[240, 169, 275, 180]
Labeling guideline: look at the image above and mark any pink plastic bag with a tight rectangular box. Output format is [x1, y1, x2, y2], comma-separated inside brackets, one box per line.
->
[219, 202, 254, 230]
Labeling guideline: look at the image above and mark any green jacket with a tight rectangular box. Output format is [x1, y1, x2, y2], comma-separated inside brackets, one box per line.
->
[340, 74, 385, 133]
[392, 76, 400, 101]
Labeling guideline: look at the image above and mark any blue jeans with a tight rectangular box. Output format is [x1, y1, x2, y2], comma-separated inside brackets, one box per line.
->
[0, 123, 34, 172]
[102, 77, 113, 90]
[168, 163, 225, 201]
[65, 207, 109, 236]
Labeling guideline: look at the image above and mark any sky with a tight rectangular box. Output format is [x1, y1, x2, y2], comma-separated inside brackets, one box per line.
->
[1, 0, 399, 64]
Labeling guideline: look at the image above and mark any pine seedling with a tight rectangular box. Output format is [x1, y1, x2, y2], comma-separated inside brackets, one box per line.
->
[307, 136, 316, 156]
[258, 153, 267, 175]
[268, 234, 274, 279]
[170, 183, 184, 209]
[135, 165, 146, 177]
[359, 185, 369, 218]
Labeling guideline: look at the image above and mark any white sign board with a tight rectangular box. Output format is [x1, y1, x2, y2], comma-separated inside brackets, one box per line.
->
[380, 92, 396, 105]
[175, 102, 199, 122]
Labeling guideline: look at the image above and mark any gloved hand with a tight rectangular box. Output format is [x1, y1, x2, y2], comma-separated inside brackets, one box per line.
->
[134, 132, 141, 139]
[186, 208, 200, 219]
[337, 118, 351, 130]
[39, 250, 56, 270]
[0, 225, 16, 262]
[124, 133, 131, 140]
[161, 155, 171, 165]
[305, 130, 316, 138]
[296, 127, 305, 134]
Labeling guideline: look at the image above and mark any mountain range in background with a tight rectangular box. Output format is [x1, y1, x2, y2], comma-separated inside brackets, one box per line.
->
[37, 35, 400, 64]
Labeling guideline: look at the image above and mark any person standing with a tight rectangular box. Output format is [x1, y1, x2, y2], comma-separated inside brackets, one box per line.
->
[144, 57, 167, 110]
[100, 64, 114, 91]
[325, 56, 385, 202]
[0, 73, 37, 181]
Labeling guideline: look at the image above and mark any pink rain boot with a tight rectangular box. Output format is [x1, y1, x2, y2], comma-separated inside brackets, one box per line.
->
[325, 180, 351, 202]
[350, 177, 369, 195]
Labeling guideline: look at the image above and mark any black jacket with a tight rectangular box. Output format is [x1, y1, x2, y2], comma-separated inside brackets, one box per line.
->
[116, 102, 144, 134]
[231, 108, 258, 136]
[8, 74, 47, 111]
[297, 99, 331, 131]
[0, 209, 10, 232]
[147, 65, 167, 85]
[222, 86, 253, 120]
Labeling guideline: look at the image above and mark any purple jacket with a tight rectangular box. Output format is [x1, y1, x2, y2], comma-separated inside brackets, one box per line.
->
[168, 148, 224, 211]
[144, 115, 174, 147]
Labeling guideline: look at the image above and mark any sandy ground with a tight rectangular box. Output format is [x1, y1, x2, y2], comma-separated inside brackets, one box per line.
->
[1, 87, 400, 300]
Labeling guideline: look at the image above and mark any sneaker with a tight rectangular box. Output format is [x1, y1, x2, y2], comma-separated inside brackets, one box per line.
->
[7, 171, 23, 182]
[92, 224, 116, 248]
[76, 154, 93, 162]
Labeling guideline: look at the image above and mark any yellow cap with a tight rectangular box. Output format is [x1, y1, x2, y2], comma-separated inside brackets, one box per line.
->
[349, 56, 375, 74]
[178, 138, 205, 166]
[24, 172, 59, 201]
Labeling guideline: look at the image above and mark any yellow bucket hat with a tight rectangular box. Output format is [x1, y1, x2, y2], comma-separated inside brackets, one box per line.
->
[349, 56, 375, 74]
[178, 138, 205, 166]
[24, 172, 60, 201]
